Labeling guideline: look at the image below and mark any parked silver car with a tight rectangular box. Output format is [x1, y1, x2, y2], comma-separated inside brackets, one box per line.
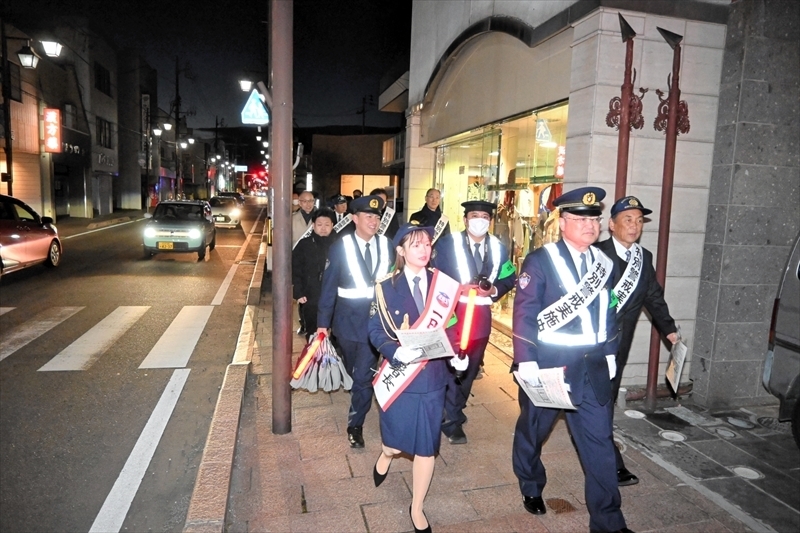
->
[762, 233, 800, 448]
[0, 194, 62, 279]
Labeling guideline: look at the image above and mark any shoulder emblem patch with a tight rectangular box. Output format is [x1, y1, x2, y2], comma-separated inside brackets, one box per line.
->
[518, 272, 531, 290]
[369, 301, 378, 317]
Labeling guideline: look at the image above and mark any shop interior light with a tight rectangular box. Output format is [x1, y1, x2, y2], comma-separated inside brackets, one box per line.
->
[41, 40, 63, 57]
[489, 151, 499, 156]
[539, 141, 558, 149]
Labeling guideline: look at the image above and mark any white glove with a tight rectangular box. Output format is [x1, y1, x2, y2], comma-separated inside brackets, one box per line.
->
[395, 346, 423, 364]
[518, 361, 541, 386]
[450, 355, 469, 372]
[606, 355, 617, 380]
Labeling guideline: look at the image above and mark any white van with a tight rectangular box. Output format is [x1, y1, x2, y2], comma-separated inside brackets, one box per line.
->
[762, 233, 800, 448]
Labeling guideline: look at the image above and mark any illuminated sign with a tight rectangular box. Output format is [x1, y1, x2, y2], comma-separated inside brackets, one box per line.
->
[240, 89, 270, 125]
[535, 119, 552, 142]
[43, 108, 62, 153]
[234, 165, 248, 172]
[555, 145, 566, 178]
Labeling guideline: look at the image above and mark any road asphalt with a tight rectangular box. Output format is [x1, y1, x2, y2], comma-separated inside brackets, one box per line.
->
[51, 213, 800, 533]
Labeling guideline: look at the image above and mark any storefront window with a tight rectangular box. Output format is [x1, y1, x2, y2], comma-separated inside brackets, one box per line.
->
[432, 101, 568, 331]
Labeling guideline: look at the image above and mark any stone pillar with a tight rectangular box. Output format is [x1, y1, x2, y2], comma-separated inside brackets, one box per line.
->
[691, 0, 800, 408]
[404, 105, 435, 223]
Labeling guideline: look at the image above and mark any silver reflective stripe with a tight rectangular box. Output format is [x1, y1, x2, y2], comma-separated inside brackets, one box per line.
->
[376, 236, 390, 278]
[452, 234, 472, 283]
[338, 287, 375, 299]
[486, 236, 500, 281]
[342, 237, 369, 290]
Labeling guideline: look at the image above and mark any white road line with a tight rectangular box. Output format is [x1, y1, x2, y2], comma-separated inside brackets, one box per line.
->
[38, 307, 150, 372]
[0, 307, 15, 316]
[138, 306, 214, 368]
[89, 369, 190, 533]
[61, 219, 143, 240]
[209, 206, 265, 306]
[0, 307, 84, 362]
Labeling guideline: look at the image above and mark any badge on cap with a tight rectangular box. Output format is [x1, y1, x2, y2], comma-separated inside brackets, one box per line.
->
[629, 198, 639, 207]
[582, 192, 596, 206]
[369, 198, 379, 209]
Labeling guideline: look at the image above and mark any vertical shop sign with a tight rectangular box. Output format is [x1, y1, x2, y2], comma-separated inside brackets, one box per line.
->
[43, 109, 62, 153]
[555, 145, 566, 178]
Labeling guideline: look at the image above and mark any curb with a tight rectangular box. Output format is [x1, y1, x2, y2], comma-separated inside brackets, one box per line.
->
[183, 225, 269, 533]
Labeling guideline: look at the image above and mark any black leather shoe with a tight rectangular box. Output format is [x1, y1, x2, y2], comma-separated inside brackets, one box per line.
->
[617, 467, 639, 486]
[448, 426, 467, 444]
[409, 505, 431, 533]
[522, 495, 546, 515]
[347, 426, 364, 448]
[373, 457, 389, 487]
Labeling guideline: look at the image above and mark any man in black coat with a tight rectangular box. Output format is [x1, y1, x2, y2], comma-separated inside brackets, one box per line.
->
[409, 188, 450, 237]
[292, 208, 337, 339]
[596, 196, 678, 486]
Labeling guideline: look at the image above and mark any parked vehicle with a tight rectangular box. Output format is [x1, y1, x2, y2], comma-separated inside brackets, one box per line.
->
[0, 194, 62, 278]
[762, 233, 800, 448]
[209, 196, 241, 228]
[217, 191, 245, 207]
[142, 200, 216, 260]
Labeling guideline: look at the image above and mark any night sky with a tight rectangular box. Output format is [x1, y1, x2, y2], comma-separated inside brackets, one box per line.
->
[8, 0, 412, 131]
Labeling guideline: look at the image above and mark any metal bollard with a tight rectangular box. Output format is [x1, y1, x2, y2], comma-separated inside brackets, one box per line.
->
[617, 387, 627, 410]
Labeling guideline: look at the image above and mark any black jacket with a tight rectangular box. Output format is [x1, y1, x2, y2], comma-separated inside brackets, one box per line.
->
[292, 232, 335, 306]
[409, 205, 450, 236]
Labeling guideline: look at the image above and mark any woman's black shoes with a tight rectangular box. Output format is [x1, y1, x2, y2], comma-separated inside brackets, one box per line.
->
[409, 505, 431, 533]
[373, 458, 388, 487]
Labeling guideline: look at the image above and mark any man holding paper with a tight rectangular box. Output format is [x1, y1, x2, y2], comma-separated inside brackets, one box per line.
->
[512, 187, 633, 533]
[596, 196, 678, 487]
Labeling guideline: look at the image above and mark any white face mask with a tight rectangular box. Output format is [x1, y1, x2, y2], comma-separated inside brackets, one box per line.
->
[467, 217, 490, 237]
[292, 199, 300, 206]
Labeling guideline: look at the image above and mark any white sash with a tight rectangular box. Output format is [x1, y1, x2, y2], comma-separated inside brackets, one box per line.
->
[333, 213, 352, 233]
[614, 243, 643, 312]
[292, 223, 313, 250]
[537, 246, 613, 334]
[373, 270, 461, 411]
[377, 206, 395, 236]
[432, 215, 449, 244]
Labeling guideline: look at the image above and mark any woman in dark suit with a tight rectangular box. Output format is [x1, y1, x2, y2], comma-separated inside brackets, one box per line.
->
[369, 223, 466, 533]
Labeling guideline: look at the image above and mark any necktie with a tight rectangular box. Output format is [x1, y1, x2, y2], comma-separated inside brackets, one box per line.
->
[364, 242, 373, 276]
[625, 249, 631, 263]
[412, 276, 425, 313]
[473, 243, 483, 273]
[580, 252, 588, 278]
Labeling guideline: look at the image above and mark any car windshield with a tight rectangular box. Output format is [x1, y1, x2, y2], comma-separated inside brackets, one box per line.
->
[210, 198, 235, 207]
[154, 203, 204, 220]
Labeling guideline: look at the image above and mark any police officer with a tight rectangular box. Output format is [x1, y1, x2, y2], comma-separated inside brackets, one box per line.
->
[432, 200, 517, 444]
[596, 196, 678, 486]
[512, 187, 633, 533]
[317, 195, 395, 448]
[331, 194, 349, 223]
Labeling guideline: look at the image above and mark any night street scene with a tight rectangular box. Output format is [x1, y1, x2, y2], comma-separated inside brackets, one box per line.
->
[1, 1, 798, 533]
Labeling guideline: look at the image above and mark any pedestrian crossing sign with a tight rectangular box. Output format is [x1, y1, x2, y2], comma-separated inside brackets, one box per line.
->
[241, 89, 270, 125]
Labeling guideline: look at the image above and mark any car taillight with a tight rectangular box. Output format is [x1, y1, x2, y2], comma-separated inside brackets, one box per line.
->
[767, 298, 780, 350]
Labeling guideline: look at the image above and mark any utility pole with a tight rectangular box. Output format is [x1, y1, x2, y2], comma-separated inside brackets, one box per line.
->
[357, 94, 373, 134]
[175, 56, 182, 197]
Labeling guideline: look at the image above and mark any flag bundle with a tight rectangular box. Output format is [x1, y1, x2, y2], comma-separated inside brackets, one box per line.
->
[290, 333, 353, 393]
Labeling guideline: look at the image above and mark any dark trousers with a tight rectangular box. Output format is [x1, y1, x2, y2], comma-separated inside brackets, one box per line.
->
[441, 335, 489, 436]
[611, 326, 635, 470]
[337, 338, 379, 428]
[512, 374, 626, 533]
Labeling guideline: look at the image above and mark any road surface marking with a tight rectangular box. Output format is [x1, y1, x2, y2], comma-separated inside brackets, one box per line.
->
[138, 306, 214, 368]
[89, 369, 190, 533]
[210, 207, 264, 306]
[38, 306, 150, 371]
[0, 307, 14, 316]
[0, 307, 84, 362]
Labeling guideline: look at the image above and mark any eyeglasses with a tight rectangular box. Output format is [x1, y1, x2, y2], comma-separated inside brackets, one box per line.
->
[562, 215, 602, 224]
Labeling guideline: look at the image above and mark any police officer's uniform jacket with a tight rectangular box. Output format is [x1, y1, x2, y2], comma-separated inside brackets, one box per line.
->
[317, 231, 393, 341]
[432, 231, 516, 341]
[512, 239, 619, 405]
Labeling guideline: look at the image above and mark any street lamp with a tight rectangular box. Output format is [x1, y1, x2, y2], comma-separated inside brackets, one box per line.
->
[239, 79, 253, 92]
[152, 127, 162, 137]
[163, 123, 173, 131]
[40, 40, 63, 58]
[15, 41, 40, 69]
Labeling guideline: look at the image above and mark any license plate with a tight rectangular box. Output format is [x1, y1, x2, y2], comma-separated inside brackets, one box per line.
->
[215, 216, 225, 221]
[158, 242, 173, 250]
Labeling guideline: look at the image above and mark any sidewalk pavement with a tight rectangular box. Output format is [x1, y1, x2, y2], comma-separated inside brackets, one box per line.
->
[194, 290, 796, 532]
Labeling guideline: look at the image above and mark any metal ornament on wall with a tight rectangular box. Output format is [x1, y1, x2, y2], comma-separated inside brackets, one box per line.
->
[606, 84, 649, 131]
[654, 83, 690, 135]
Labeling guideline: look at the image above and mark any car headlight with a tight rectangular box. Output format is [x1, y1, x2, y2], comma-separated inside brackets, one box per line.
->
[230, 208, 241, 218]
[188, 228, 201, 239]
[144, 227, 156, 238]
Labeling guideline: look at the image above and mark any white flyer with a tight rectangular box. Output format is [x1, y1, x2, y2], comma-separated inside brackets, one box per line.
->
[394, 326, 455, 361]
[666, 337, 688, 392]
[514, 367, 576, 410]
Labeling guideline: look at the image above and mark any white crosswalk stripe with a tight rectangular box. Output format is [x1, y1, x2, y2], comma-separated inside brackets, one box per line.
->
[139, 306, 214, 368]
[38, 307, 151, 372]
[0, 307, 15, 316]
[0, 307, 84, 362]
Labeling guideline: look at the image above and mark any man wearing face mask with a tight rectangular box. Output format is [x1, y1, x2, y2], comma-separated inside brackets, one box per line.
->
[432, 200, 517, 444]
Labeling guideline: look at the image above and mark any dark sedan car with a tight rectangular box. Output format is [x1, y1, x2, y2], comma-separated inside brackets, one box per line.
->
[0, 194, 62, 279]
[142, 200, 216, 259]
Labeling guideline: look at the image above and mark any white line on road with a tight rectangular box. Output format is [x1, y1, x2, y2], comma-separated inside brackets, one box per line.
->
[138, 306, 214, 368]
[38, 307, 150, 371]
[0, 307, 84, 362]
[209, 206, 265, 306]
[89, 369, 190, 533]
[0, 307, 15, 316]
[61, 219, 143, 240]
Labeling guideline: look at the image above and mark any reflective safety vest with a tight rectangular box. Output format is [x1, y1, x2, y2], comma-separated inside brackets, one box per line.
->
[337, 235, 391, 299]
[453, 234, 501, 306]
[539, 243, 609, 347]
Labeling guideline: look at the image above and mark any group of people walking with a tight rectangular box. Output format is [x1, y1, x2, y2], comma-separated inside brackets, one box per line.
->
[290, 184, 677, 533]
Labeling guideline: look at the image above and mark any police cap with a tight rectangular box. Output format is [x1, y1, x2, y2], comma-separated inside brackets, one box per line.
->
[350, 194, 384, 215]
[552, 186, 606, 216]
[610, 195, 652, 217]
[392, 221, 434, 248]
[461, 200, 497, 215]
[331, 194, 347, 205]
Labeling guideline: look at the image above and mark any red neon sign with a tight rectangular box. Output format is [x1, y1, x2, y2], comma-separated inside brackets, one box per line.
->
[43, 108, 62, 153]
